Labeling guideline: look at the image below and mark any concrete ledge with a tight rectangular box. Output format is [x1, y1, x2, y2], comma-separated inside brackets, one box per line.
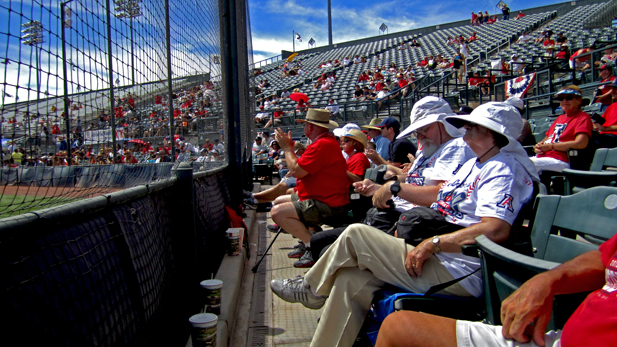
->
[187, 185, 260, 347]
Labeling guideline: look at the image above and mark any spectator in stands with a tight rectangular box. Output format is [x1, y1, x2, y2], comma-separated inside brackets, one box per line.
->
[469, 32, 477, 41]
[556, 32, 568, 45]
[427, 55, 437, 70]
[469, 71, 490, 96]
[269, 109, 349, 252]
[501, 4, 510, 20]
[596, 47, 617, 67]
[365, 117, 417, 168]
[594, 65, 616, 105]
[353, 55, 362, 64]
[446, 36, 455, 46]
[514, 11, 525, 20]
[530, 86, 593, 173]
[271, 102, 538, 347]
[325, 99, 340, 118]
[417, 56, 429, 67]
[509, 55, 525, 76]
[358, 71, 370, 82]
[374, 236, 614, 347]
[353, 85, 364, 99]
[362, 118, 391, 160]
[281, 88, 291, 99]
[556, 44, 570, 63]
[252, 136, 268, 156]
[593, 79, 617, 148]
[471, 12, 478, 26]
[453, 50, 465, 83]
[410, 40, 421, 48]
[362, 86, 378, 101]
[398, 42, 407, 50]
[460, 40, 470, 59]
[487, 15, 497, 24]
[484, 11, 490, 23]
[516, 32, 531, 44]
[543, 35, 556, 47]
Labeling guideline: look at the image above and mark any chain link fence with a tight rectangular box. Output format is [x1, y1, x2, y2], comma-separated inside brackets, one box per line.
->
[0, 0, 245, 217]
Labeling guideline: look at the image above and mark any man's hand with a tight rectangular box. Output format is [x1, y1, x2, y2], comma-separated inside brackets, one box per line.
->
[593, 122, 607, 132]
[500, 274, 555, 346]
[372, 181, 394, 209]
[274, 128, 293, 151]
[404, 239, 435, 277]
[407, 153, 416, 163]
[353, 179, 380, 197]
[365, 148, 380, 162]
[534, 142, 551, 154]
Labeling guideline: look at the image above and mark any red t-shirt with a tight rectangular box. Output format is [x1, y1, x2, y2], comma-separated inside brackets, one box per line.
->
[346, 151, 371, 184]
[296, 133, 350, 207]
[560, 233, 617, 347]
[543, 39, 555, 47]
[599, 102, 617, 136]
[398, 79, 408, 89]
[537, 111, 592, 162]
[598, 76, 616, 105]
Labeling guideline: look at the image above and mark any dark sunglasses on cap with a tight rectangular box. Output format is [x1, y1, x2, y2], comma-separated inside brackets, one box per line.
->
[556, 95, 577, 101]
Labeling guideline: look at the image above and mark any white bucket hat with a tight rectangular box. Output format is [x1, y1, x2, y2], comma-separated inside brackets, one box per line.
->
[445, 102, 540, 182]
[398, 96, 463, 139]
[333, 122, 361, 137]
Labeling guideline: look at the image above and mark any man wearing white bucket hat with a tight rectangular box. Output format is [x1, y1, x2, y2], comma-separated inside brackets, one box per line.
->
[270, 102, 539, 347]
[307, 97, 475, 265]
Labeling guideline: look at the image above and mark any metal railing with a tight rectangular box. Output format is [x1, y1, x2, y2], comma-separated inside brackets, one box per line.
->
[584, 0, 617, 29]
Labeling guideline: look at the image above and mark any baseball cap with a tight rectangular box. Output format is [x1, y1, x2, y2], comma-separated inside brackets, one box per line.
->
[376, 117, 400, 128]
[333, 122, 361, 137]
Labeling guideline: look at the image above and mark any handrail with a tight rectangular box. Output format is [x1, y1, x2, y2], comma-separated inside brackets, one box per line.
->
[249, 55, 283, 70]
[584, 0, 617, 29]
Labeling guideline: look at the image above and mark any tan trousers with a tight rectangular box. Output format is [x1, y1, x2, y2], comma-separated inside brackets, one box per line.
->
[304, 223, 473, 347]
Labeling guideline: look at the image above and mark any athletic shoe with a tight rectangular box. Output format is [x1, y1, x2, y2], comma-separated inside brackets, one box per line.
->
[294, 241, 304, 248]
[242, 190, 253, 199]
[287, 242, 306, 258]
[270, 276, 325, 309]
[243, 198, 257, 209]
[293, 249, 315, 268]
[266, 224, 279, 232]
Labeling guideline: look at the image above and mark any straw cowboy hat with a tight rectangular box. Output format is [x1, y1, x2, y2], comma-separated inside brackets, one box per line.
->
[296, 108, 338, 130]
[342, 129, 368, 149]
[361, 118, 383, 130]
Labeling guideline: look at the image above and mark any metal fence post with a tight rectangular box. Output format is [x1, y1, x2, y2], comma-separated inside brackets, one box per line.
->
[175, 162, 197, 259]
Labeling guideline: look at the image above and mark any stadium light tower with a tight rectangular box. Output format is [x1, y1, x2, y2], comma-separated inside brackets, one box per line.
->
[21, 20, 44, 101]
[61, 0, 75, 164]
[115, 0, 143, 85]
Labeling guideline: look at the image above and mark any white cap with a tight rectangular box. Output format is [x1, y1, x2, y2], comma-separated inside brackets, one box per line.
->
[504, 97, 524, 111]
[333, 123, 361, 137]
[398, 96, 462, 138]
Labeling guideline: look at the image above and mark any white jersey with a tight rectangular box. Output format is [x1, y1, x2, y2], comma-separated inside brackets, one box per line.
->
[430, 152, 534, 297]
[392, 137, 475, 212]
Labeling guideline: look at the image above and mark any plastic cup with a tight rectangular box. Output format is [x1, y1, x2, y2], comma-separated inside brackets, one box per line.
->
[189, 313, 217, 347]
[200, 279, 223, 315]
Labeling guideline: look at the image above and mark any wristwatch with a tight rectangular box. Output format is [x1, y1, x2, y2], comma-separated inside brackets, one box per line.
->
[390, 181, 401, 197]
[432, 236, 442, 253]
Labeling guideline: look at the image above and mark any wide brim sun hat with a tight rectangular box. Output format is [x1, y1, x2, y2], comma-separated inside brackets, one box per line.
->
[295, 108, 338, 130]
[333, 123, 361, 137]
[398, 96, 462, 139]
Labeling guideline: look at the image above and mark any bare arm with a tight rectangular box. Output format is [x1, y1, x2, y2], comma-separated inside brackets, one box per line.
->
[535, 133, 589, 154]
[346, 170, 363, 183]
[372, 181, 443, 209]
[274, 128, 308, 179]
[501, 250, 605, 345]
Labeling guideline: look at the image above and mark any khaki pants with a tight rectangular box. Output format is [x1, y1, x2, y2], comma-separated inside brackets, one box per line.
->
[304, 223, 473, 347]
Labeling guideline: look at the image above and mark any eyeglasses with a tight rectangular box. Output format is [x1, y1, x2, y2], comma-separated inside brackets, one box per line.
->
[342, 138, 351, 143]
[556, 95, 577, 101]
[412, 125, 431, 137]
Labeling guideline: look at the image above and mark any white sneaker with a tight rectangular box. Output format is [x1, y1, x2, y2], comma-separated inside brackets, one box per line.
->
[270, 276, 325, 309]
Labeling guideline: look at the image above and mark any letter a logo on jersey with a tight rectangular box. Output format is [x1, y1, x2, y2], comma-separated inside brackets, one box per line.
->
[497, 194, 514, 212]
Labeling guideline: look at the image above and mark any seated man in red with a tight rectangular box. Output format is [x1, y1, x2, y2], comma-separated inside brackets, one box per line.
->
[593, 79, 617, 148]
[271, 108, 350, 249]
[595, 64, 615, 106]
[375, 234, 617, 347]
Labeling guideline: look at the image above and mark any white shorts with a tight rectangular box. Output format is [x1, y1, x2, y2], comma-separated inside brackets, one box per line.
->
[529, 156, 570, 173]
[456, 320, 562, 347]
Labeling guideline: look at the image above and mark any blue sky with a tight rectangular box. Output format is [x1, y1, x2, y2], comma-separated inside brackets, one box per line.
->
[249, 0, 567, 62]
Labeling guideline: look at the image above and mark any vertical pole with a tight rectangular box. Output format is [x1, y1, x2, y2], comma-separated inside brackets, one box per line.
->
[293, 30, 295, 52]
[61, 2, 72, 165]
[130, 18, 135, 86]
[165, 0, 175, 157]
[327, 0, 333, 46]
[105, 0, 117, 163]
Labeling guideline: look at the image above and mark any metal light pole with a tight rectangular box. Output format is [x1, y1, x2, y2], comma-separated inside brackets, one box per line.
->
[21, 20, 44, 101]
[61, 1, 74, 164]
[114, 0, 142, 86]
[106, 0, 117, 163]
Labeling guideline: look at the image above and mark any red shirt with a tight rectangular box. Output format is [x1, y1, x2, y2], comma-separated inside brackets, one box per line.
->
[346, 151, 371, 184]
[598, 76, 616, 105]
[537, 111, 592, 162]
[599, 102, 617, 135]
[398, 79, 408, 89]
[543, 39, 555, 47]
[375, 82, 385, 92]
[560, 233, 617, 347]
[296, 132, 350, 207]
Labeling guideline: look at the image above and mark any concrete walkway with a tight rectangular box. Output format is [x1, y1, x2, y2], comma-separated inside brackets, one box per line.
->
[229, 193, 322, 347]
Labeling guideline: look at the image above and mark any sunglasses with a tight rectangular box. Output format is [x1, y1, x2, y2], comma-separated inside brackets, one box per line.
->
[556, 95, 579, 101]
[342, 138, 353, 143]
[412, 125, 431, 137]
